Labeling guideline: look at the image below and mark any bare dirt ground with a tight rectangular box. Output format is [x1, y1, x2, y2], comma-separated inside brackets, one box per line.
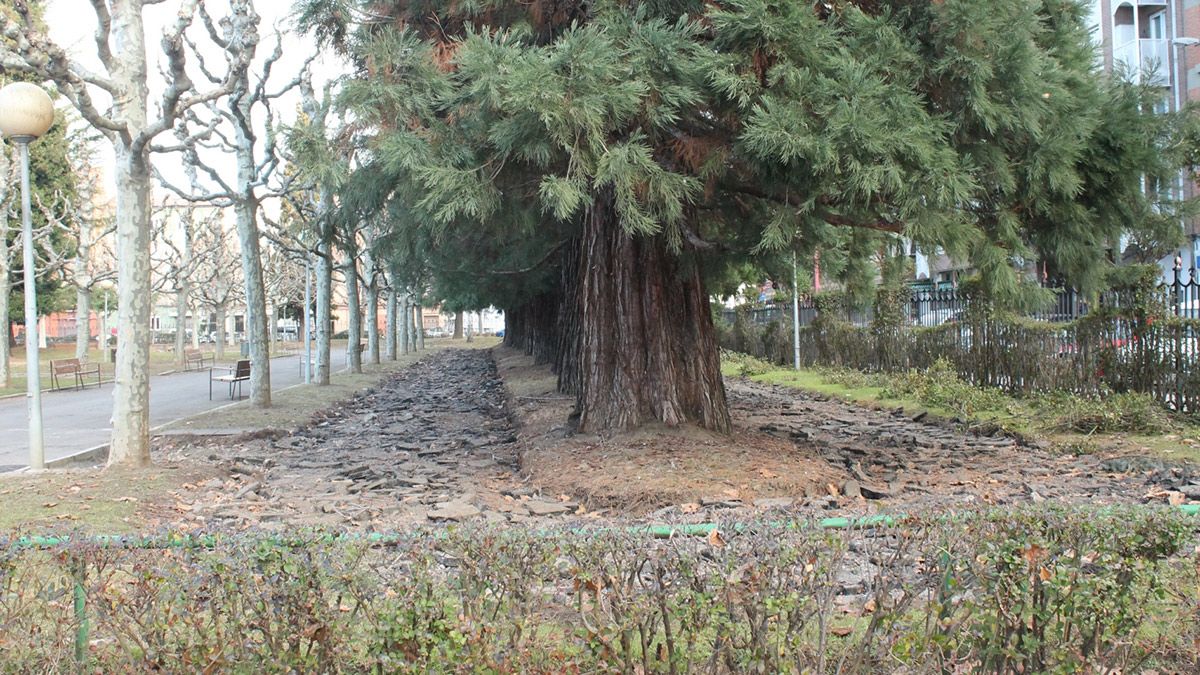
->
[37, 345, 1193, 533]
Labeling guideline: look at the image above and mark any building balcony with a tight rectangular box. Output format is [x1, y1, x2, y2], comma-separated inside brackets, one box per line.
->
[1113, 37, 1170, 86]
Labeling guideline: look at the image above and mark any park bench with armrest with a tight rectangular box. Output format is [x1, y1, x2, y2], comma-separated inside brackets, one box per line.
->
[49, 358, 102, 391]
[209, 359, 251, 400]
[183, 347, 214, 372]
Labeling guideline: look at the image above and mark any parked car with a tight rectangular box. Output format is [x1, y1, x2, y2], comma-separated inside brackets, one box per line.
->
[912, 308, 966, 327]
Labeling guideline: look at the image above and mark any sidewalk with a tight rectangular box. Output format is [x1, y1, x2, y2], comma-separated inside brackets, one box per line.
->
[0, 349, 346, 472]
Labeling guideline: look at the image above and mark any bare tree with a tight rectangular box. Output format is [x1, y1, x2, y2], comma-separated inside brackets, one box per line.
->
[279, 69, 346, 386]
[32, 187, 117, 363]
[156, 1, 313, 407]
[191, 212, 242, 360]
[149, 200, 220, 366]
[1, 0, 247, 466]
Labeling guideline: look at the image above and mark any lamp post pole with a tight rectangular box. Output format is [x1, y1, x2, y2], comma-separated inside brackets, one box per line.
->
[0, 82, 55, 470]
[16, 138, 44, 469]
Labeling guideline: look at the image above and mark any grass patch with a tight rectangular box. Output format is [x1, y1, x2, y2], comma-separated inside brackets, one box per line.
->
[0, 466, 213, 533]
[722, 352, 1200, 455]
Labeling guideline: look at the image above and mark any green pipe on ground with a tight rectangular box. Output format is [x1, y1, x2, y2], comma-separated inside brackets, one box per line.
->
[7, 506, 1197, 550]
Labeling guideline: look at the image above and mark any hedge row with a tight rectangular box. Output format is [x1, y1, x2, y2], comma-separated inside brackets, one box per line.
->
[720, 284, 1200, 412]
[0, 506, 1196, 672]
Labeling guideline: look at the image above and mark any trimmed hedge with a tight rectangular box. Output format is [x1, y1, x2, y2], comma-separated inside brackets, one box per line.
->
[0, 507, 1196, 672]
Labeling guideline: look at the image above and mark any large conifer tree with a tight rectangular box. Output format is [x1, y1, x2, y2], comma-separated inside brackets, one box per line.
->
[297, 0, 1183, 434]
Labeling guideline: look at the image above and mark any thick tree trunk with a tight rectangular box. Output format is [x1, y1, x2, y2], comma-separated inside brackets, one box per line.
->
[409, 300, 419, 352]
[108, 147, 153, 467]
[416, 303, 426, 350]
[453, 310, 464, 339]
[569, 190, 730, 434]
[504, 291, 558, 364]
[316, 242, 333, 385]
[345, 256, 362, 374]
[399, 294, 411, 355]
[235, 195, 271, 406]
[555, 241, 582, 395]
[75, 288, 92, 361]
[385, 272, 397, 361]
[233, 82, 271, 407]
[365, 255, 380, 365]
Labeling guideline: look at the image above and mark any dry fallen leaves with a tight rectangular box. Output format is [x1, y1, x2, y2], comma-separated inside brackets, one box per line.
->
[830, 626, 853, 637]
[680, 502, 701, 514]
[707, 529, 726, 549]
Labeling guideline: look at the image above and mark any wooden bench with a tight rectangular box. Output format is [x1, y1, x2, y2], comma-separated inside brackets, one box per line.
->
[183, 347, 214, 372]
[209, 359, 251, 400]
[50, 358, 102, 391]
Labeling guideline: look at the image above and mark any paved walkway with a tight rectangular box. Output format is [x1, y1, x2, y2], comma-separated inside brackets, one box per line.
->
[0, 348, 346, 471]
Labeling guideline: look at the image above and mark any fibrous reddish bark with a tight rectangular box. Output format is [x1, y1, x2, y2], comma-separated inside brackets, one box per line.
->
[568, 190, 730, 434]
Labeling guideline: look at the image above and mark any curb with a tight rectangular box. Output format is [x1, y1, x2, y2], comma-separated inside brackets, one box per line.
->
[2, 353, 383, 474]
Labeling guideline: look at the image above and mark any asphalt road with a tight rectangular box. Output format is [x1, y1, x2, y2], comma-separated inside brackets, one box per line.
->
[0, 348, 347, 471]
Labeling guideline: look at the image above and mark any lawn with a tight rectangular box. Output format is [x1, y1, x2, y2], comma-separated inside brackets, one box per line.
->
[721, 351, 1200, 464]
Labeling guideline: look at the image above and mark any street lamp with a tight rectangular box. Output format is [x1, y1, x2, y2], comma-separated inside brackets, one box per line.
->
[0, 82, 55, 471]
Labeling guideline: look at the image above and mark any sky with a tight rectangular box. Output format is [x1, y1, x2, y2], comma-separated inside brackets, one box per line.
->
[42, 0, 346, 209]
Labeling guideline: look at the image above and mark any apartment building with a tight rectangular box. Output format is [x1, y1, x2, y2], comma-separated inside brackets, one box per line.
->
[1088, 0, 1200, 278]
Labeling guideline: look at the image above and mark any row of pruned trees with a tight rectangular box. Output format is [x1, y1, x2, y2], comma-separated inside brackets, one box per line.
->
[0, 0, 438, 469]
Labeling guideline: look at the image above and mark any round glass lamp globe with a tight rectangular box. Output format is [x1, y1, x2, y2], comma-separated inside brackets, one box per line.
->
[0, 83, 55, 140]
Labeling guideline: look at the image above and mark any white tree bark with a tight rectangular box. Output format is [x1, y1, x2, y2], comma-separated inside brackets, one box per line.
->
[110, 143, 154, 466]
[344, 253, 362, 374]
[364, 249, 379, 365]
[316, 235, 333, 385]
[399, 293, 410, 355]
[417, 302, 426, 350]
[408, 296, 419, 352]
[384, 268, 397, 361]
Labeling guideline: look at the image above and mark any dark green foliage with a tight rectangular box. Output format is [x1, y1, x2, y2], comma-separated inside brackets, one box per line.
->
[298, 0, 1185, 312]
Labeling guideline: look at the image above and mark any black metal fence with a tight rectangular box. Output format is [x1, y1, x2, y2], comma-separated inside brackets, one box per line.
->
[719, 274, 1200, 412]
[721, 273, 1200, 329]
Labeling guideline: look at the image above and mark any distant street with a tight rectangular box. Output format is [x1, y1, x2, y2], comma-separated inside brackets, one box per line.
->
[0, 348, 346, 471]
